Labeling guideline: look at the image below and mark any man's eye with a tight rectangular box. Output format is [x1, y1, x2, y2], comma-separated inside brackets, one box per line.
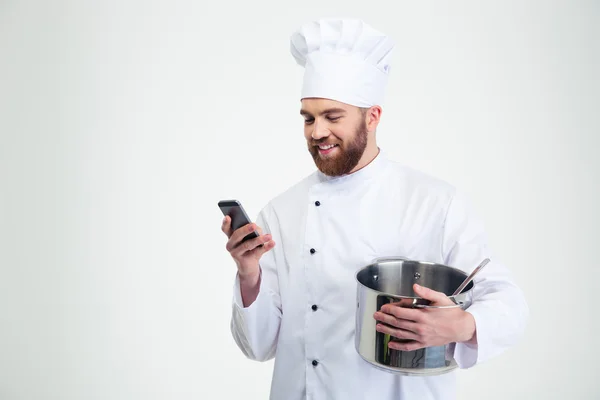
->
[327, 116, 341, 122]
[304, 119, 314, 125]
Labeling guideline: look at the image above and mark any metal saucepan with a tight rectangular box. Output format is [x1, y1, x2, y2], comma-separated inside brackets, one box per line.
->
[354, 257, 475, 376]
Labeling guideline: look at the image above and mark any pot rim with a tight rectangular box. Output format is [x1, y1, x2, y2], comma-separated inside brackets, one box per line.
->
[354, 258, 474, 299]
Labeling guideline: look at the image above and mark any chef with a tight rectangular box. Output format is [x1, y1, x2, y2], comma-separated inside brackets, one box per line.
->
[220, 17, 529, 400]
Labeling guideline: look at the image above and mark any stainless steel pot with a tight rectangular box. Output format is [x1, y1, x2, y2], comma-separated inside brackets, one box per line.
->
[354, 257, 474, 376]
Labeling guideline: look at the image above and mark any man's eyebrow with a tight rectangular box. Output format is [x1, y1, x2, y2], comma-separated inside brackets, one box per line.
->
[300, 107, 348, 117]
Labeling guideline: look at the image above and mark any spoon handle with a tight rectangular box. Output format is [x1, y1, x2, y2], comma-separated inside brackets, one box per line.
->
[452, 258, 491, 296]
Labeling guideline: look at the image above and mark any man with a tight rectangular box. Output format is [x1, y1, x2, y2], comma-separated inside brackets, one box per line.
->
[220, 18, 528, 400]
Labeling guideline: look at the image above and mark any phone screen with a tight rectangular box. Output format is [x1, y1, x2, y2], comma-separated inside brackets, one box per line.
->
[218, 200, 260, 244]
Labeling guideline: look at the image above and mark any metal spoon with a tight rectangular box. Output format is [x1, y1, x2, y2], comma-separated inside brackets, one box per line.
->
[452, 258, 491, 296]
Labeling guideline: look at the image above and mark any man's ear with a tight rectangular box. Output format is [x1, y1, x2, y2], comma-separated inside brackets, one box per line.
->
[365, 106, 382, 132]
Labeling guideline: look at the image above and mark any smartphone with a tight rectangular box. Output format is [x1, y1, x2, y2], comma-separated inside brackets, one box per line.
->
[218, 199, 261, 245]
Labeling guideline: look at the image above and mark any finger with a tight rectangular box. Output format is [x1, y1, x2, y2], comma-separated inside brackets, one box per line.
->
[373, 312, 420, 333]
[380, 304, 423, 322]
[221, 216, 233, 237]
[388, 340, 425, 352]
[231, 233, 272, 257]
[375, 323, 419, 341]
[245, 237, 276, 258]
[226, 223, 258, 251]
[387, 298, 414, 308]
[255, 238, 276, 256]
[413, 284, 454, 306]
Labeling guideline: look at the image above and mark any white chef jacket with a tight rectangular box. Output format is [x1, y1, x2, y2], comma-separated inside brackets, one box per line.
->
[230, 150, 528, 400]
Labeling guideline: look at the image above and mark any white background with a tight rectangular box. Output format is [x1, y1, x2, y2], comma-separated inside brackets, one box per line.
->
[1, 0, 598, 399]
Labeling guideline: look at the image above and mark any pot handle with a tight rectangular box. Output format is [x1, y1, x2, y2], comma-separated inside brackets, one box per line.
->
[411, 297, 464, 309]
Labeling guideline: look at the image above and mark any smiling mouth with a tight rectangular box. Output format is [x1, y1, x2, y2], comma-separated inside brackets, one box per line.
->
[316, 144, 339, 155]
[316, 144, 339, 150]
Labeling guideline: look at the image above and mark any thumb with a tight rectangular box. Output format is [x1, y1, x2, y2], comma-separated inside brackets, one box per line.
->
[413, 283, 451, 304]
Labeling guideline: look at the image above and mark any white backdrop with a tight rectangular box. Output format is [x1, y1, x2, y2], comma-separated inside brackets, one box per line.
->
[1, 1, 598, 399]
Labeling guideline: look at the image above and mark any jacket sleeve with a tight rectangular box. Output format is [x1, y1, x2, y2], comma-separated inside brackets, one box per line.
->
[441, 189, 529, 368]
[230, 205, 282, 362]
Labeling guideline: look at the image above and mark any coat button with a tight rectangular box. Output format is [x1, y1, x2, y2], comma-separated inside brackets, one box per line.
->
[311, 304, 318, 311]
[310, 248, 316, 254]
[315, 201, 320, 206]
[312, 360, 319, 366]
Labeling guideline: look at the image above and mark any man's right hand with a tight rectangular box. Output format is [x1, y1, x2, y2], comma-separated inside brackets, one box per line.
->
[221, 215, 276, 306]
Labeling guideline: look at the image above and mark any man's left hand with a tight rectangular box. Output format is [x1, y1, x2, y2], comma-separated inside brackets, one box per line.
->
[373, 283, 477, 351]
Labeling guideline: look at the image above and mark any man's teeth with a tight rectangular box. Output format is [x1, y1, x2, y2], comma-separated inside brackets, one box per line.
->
[319, 144, 338, 150]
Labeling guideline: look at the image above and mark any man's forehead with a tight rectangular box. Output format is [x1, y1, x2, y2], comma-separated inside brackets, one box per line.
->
[300, 98, 353, 115]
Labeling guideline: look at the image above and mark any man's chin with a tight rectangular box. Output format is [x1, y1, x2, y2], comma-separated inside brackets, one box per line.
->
[314, 161, 346, 177]
[309, 147, 353, 176]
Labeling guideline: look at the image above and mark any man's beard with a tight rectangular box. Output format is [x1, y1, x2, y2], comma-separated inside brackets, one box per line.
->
[308, 121, 368, 177]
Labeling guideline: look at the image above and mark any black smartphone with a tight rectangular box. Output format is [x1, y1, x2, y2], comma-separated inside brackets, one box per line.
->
[218, 199, 261, 245]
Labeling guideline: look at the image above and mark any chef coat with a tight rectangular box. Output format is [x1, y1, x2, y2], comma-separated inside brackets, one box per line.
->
[230, 149, 529, 400]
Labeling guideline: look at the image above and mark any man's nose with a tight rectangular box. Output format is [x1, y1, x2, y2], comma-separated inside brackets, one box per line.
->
[311, 121, 330, 140]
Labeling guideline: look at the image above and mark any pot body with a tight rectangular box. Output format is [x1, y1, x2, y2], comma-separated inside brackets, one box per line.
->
[355, 258, 474, 376]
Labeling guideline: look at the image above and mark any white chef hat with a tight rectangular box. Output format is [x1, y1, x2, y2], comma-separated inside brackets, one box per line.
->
[290, 18, 394, 108]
